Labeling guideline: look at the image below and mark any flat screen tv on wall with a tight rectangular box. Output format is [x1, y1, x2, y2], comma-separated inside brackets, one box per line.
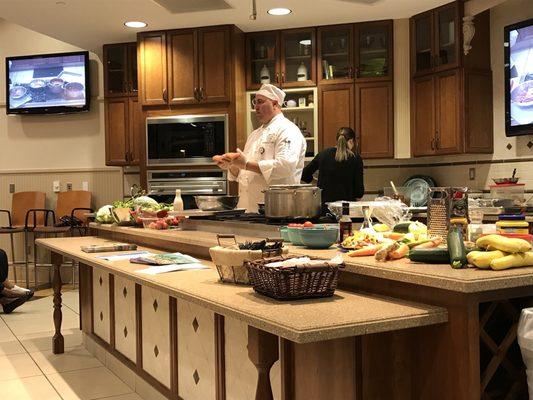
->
[5, 51, 90, 115]
[505, 18, 533, 136]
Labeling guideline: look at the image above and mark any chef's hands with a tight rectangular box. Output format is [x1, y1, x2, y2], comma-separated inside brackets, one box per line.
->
[230, 149, 247, 170]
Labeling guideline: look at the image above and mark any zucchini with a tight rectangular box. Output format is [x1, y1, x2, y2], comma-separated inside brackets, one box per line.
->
[393, 222, 412, 233]
[408, 248, 450, 264]
[447, 226, 467, 269]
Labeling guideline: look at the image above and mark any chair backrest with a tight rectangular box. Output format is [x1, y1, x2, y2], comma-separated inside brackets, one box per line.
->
[11, 191, 46, 227]
[56, 191, 92, 222]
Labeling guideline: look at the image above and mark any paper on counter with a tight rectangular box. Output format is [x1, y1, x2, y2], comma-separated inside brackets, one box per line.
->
[265, 254, 344, 268]
[135, 263, 208, 275]
[96, 251, 151, 261]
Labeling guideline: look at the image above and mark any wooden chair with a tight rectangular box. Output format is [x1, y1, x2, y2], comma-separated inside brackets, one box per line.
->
[26, 191, 92, 288]
[0, 191, 46, 288]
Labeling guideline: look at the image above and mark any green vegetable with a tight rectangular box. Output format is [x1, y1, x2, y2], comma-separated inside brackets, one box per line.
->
[408, 248, 450, 264]
[393, 222, 412, 233]
[133, 196, 159, 209]
[447, 226, 467, 269]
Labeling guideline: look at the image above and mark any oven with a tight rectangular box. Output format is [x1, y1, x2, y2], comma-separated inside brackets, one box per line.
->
[146, 114, 228, 166]
[147, 170, 227, 209]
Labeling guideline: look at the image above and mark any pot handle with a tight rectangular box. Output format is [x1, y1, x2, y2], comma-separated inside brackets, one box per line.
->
[217, 234, 237, 246]
[266, 237, 284, 243]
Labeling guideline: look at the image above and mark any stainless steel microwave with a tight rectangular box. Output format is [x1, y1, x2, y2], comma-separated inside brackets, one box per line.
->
[146, 114, 228, 166]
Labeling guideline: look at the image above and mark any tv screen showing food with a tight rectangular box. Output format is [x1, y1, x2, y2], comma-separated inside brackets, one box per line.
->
[505, 18, 533, 136]
[5, 51, 90, 115]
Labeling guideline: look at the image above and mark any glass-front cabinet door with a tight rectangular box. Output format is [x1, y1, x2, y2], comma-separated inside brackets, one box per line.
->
[318, 24, 353, 84]
[246, 32, 280, 90]
[127, 43, 138, 96]
[104, 44, 128, 97]
[355, 21, 392, 80]
[435, 3, 460, 71]
[280, 28, 316, 87]
[413, 12, 433, 75]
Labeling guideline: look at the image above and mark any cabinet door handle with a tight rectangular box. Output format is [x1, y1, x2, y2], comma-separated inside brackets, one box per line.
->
[348, 67, 354, 79]
[125, 151, 129, 163]
[355, 67, 360, 78]
[193, 87, 198, 101]
[275, 72, 280, 83]
[281, 72, 285, 83]
[430, 138, 435, 150]
[162, 88, 168, 102]
[199, 87, 205, 101]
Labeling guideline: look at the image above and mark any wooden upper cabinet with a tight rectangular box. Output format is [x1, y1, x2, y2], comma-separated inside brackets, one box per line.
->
[319, 84, 354, 149]
[198, 26, 231, 103]
[139, 26, 231, 105]
[318, 24, 354, 85]
[411, 75, 436, 156]
[245, 28, 315, 89]
[103, 42, 137, 97]
[280, 28, 316, 87]
[356, 81, 394, 158]
[434, 69, 461, 154]
[246, 31, 280, 89]
[354, 20, 393, 81]
[167, 29, 198, 104]
[138, 32, 168, 105]
[411, 1, 461, 77]
[128, 97, 141, 165]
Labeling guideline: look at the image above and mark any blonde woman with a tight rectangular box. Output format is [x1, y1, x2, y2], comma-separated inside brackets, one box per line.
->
[301, 127, 364, 211]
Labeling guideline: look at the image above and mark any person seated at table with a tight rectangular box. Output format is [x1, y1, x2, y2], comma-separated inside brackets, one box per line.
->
[0, 249, 33, 314]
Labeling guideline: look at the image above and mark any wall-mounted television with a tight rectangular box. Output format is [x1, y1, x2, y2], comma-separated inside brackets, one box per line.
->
[5, 51, 90, 115]
[505, 18, 533, 136]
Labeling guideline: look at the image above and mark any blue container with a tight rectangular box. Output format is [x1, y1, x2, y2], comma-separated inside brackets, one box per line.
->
[299, 226, 339, 249]
[286, 227, 304, 246]
[279, 227, 291, 243]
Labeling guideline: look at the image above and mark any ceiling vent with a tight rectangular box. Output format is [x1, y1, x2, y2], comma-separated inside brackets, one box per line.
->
[151, 0, 232, 13]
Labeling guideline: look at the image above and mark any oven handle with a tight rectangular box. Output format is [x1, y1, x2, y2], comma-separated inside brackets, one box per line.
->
[149, 188, 225, 195]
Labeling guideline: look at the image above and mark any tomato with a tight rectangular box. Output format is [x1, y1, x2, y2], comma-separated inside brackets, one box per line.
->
[303, 221, 314, 228]
[161, 221, 168, 229]
[148, 222, 157, 229]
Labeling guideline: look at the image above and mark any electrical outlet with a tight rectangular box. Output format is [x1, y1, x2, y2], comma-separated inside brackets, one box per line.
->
[53, 180, 60, 193]
[9, 183, 15, 193]
[82, 181, 89, 191]
[469, 168, 476, 181]
[66, 182, 73, 191]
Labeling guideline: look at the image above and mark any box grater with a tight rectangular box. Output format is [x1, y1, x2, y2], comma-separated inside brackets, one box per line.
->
[427, 187, 451, 239]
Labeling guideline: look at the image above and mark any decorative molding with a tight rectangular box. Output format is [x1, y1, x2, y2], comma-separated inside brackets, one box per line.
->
[0, 166, 121, 174]
[463, 15, 475, 55]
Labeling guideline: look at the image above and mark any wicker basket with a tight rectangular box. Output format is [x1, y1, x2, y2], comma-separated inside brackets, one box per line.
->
[209, 235, 284, 285]
[245, 255, 344, 300]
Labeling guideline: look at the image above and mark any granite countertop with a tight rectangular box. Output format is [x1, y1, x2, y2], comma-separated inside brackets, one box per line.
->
[36, 236, 447, 343]
[90, 223, 533, 294]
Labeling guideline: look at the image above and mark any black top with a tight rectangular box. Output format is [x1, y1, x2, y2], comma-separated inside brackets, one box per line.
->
[301, 147, 364, 204]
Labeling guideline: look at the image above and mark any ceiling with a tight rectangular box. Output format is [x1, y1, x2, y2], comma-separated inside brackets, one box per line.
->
[0, 0, 452, 54]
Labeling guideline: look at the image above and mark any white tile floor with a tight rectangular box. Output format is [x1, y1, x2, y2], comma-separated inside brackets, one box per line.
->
[0, 289, 145, 400]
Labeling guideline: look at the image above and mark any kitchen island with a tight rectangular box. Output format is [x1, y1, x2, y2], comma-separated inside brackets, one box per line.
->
[85, 222, 533, 400]
[37, 235, 446, 400]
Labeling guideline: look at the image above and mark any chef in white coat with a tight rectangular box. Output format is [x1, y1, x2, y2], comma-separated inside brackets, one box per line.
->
[214, 84, 306, 212]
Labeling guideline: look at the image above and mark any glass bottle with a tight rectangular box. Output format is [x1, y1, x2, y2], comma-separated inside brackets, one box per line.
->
[173, 189, 184, 211]
[339, 202, 352, 243]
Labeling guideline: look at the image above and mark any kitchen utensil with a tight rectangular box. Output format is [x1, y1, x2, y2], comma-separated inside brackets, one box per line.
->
[390, 181, 399, 196]
[299, 225, 339, 249]
[263, 184, 321, 219]
[404, 176, 434, 207]
[194, 195, 239, 211]
[427, 187, 451, 239]
[286, 227, 304, 246]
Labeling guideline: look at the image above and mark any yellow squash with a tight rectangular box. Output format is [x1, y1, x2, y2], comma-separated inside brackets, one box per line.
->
[475, 234, 531, 253]
[490, 252, 533, 270]
[466, 250, 507, 269]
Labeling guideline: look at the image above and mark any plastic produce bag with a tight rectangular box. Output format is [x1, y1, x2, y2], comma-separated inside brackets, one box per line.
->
[371, 197, 412, 228]
[518, 307, 533, 398]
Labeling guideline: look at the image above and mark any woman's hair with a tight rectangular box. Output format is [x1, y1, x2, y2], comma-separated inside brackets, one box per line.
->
[335, 127, 357, 162]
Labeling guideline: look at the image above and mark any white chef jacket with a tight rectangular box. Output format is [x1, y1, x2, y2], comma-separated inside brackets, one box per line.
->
[229, 113, 306, 212]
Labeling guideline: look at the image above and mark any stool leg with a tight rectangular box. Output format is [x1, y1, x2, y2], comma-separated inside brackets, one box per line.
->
[10, 233, 17, 283]
[34, 233, 38, 288]
[24, 231, 29, 289]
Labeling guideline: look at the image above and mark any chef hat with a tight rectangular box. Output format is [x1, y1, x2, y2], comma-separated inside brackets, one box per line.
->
[255, 84, 286, 105]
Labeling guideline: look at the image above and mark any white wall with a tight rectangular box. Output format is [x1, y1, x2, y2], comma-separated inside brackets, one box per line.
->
[0, 18, 109, 171]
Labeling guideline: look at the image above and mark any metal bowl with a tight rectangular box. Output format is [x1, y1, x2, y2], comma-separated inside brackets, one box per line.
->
[194, 195, 239, 211]
[492, 177, 519, 185]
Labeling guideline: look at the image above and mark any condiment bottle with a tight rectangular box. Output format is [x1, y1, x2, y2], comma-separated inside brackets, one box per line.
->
[173, 189, 184, 211]
[339, 202, 352, 242]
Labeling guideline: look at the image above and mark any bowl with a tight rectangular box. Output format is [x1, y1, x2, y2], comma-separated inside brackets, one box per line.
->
[48, 78, 65, 94]
[279, 226, 291, 243]
[9, 86, 27, 99]
[511, 80, 533, 107]
[299, 225, 339, 249]
[492, 177, 519, 185]
[194, 195, 239, 211]
[286, 227, 304, 246]
[64, 82, 85, 99]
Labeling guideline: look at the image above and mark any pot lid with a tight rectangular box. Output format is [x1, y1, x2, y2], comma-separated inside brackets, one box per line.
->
[268, 184, 313, 189]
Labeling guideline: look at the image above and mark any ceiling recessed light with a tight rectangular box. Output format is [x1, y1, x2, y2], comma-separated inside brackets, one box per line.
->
[124, 21, 147, 28]
[267, 8, 291, 16]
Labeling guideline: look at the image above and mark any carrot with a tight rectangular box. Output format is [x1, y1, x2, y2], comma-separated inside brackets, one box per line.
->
[412, 237, 443, 249]
[383, 232, 405, 240]
[347, 244, 383, 257]
[212, 155, 224, 162]
[389, 243, 410, 259]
